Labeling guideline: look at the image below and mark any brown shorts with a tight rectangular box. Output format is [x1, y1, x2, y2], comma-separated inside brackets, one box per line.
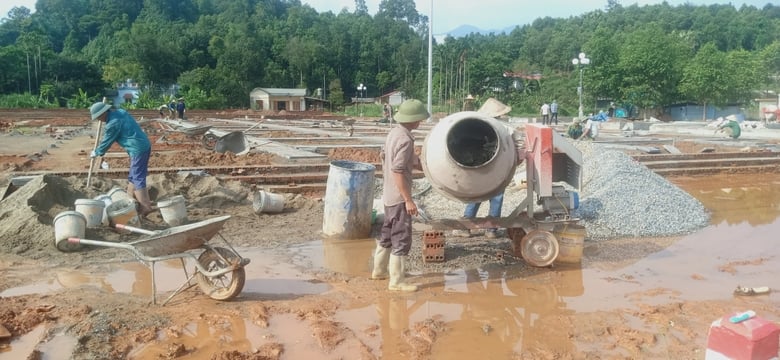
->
[379, 203, 412, 256]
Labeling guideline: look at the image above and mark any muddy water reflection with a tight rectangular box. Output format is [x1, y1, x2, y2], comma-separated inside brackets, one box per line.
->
[6, 174, 780, 358]
[669, 174, 780, 226]
[329, 174, 780, 358]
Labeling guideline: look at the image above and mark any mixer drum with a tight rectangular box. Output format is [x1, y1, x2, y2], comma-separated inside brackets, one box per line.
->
[421, 111, 518, 203]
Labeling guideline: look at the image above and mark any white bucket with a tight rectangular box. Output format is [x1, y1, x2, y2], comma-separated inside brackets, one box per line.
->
[106, 199, 139, 232]
[253, 191, 285, 214]
[158, 195, 188, 226]
[107, 187, 130, 202]
[53, 211, 86, 252]
[93, 194, 113, 226]
[74, 198, 105, 228]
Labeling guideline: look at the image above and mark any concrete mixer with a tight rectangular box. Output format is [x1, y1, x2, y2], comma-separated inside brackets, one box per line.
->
[421, 112, 584, 267]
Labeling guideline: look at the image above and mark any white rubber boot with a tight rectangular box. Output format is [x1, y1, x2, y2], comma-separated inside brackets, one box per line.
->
[370, 245, 391, 280]
[388, 255, 417, 292]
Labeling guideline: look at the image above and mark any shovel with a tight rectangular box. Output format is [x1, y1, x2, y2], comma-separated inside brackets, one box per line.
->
[86, 97, 107, 187]
[86, 120, 103, 187]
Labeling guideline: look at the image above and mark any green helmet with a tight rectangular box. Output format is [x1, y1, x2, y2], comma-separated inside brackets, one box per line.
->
[89, 102, 111, 121]
[394, 99, 429, 123]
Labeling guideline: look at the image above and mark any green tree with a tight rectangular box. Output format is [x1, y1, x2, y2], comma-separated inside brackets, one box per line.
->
[614, 24, 689, 117]
[679, 43, 727, 120]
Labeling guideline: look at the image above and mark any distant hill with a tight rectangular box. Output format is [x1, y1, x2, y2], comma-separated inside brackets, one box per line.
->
[439, 24, 517, 38]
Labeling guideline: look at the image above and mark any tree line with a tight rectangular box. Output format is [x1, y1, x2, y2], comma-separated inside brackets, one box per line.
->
[0, 0, 778, 118]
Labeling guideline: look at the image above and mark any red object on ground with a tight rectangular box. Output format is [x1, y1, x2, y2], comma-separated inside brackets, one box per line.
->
[705, 312, 780, 360]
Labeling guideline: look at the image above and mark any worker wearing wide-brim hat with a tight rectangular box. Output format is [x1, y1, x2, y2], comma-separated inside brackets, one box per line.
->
[176, 98, 186, 120]
[371, 99, 429, 292]
[89, 102, 157, 217]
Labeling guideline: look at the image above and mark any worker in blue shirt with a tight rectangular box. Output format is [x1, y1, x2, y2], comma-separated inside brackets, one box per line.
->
[89, 102, 156, 217]
[176, 98, 186, 120]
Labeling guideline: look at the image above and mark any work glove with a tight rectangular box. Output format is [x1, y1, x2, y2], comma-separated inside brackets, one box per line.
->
[89, 150, 98, 158]
[100, 161, 109, 170]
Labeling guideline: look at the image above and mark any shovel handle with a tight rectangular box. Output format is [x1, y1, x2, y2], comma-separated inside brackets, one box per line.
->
[86, 117, 104, 187]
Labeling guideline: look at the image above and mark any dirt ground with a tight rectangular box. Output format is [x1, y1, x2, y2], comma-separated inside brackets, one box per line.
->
[1, 111, 780, 360]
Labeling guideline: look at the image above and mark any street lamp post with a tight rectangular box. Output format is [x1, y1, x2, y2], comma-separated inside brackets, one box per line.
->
[571, 52, 590, 119]
[357, 83, 366, 117]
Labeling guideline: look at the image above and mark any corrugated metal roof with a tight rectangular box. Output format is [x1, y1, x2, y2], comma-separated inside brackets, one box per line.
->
[251, 87, 307, 96]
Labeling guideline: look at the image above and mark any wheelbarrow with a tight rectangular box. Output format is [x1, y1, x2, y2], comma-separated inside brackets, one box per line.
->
[202, 131, 247, 154]
[67, 215, 250, 305]
[202, 121, 266, 154]
[156, 123, 214, 146]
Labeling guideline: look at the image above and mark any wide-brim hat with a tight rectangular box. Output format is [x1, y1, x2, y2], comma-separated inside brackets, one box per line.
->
[394, 99, 429, 123]
[90, 102, 111, 121]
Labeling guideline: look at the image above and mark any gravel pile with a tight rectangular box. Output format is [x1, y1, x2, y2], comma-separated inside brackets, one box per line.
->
[375, 140, 711, 272]
[572, 141, 710, 240]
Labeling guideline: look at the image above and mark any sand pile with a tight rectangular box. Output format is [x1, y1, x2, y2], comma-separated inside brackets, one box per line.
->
[0, 172, 311, 260]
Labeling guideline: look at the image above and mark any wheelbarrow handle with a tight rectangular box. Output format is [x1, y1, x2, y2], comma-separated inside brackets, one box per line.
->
[114, 223, 158, 236]
[68, 237, 136, 251]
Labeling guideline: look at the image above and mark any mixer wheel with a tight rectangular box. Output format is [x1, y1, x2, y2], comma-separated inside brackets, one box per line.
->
[519, 230, 559, 267]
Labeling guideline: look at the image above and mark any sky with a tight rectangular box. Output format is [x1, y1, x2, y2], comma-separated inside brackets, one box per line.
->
[0, 0, 773, 34]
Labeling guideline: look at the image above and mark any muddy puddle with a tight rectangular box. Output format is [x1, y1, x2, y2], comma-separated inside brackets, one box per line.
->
[1, 251, 330, 300]
[3, 173, 780, 358]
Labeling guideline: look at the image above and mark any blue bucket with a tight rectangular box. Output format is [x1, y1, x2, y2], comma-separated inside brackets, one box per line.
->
[322, 160, 376, 239]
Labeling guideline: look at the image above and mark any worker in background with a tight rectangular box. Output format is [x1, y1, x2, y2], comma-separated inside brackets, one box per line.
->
[567, 118, 583, 139]
[716, 115, 741, 139]
[550, 100, 559, 125]
[579, 111, 607, 140]
[371, 99, 429, 292]
[169, 99, 177, 119]
[176, 98, 186, 120]
[383, 103, 394, 124]
[540, 102, 550, 125]
[89, 102, 157, 217]
[157, 104, 171, 119]
[452, 101, 516, 239]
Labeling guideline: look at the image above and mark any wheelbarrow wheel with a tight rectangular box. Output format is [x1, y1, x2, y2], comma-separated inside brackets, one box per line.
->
[195, 247, 246, 300]
[202, 133, 218, 150]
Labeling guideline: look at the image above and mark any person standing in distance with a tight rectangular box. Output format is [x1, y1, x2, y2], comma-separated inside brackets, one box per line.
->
[550, 100, 559, 125]
[89, 102, 156, 216]
[540, 102, 550, 125]
[371, 99, 429, 292]
[176, 98, 186, 120]
[169, 99, 177, 119]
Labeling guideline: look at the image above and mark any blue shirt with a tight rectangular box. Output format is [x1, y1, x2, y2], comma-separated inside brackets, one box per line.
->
[95, 109, 151, 157]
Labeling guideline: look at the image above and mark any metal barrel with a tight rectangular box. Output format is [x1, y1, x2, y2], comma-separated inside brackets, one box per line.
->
[322, 160, 376, 240]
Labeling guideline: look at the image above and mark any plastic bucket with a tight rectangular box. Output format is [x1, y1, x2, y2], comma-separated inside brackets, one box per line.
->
[53, 211, 86, 252]
[158, 195, 188, 226]
[106, 198, 139, 232]
[93, 194, 113, 226]
[107, 187, 130, 202]
[553, 224, 587, 264]
[322, 160, 376, 240]
[253, 191, 285, 214]
[74, 199, 105, 228]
